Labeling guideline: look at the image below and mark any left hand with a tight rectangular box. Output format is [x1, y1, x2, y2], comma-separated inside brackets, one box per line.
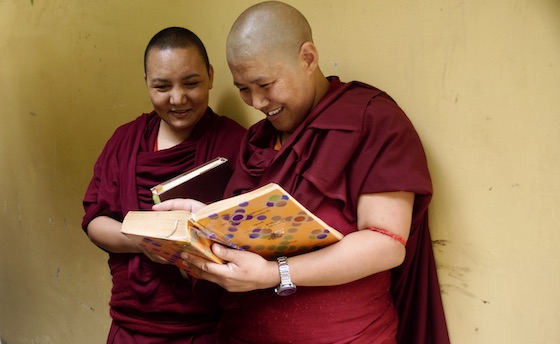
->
[181, 243, 279, 292]
[135, 241, 172, 265]
[152, 198, 207, 213]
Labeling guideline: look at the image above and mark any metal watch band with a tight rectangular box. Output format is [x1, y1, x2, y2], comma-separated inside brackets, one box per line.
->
[275, 256, 297, 296]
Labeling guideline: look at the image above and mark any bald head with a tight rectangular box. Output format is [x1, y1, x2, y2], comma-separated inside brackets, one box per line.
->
[227, 1, 313, 65]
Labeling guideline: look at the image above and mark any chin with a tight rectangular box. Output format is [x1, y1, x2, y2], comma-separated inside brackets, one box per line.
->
[169, 115, 202, 129]
[270, 120, 296, 133]
[269, 122, 285, 132]
[173, 122, 198, 132]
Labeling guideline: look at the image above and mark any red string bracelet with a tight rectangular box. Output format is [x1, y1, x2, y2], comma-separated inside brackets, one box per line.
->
[366, 227, 407, 247]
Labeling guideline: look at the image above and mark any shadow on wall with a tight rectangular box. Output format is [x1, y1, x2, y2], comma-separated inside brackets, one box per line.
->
[214, 91, 259, 129]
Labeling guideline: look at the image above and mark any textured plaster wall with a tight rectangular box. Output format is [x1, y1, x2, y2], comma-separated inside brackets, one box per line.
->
[0, 1, 559, 343]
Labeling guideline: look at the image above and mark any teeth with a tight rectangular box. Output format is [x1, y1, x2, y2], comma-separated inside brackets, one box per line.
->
[268, 108, 281, 116]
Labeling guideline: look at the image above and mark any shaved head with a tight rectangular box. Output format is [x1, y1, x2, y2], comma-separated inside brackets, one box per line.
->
[227, 1, 313, 65]
[226, 1, 330, 132]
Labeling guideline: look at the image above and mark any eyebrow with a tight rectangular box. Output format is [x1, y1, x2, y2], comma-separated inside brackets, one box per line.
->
[233, 77, 268, 88]
[149, 73, 201, 83]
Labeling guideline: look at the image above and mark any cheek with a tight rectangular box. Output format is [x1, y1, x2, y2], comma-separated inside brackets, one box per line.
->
[188, 89, 209, 105]
[269, 83, 291, 104]
[149, 92, 168, 107]
[239, 92, 252, 106]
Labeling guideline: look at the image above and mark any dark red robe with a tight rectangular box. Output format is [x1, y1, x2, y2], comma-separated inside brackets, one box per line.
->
[221, 77, 450, 344]
[82, 109, 246, 342]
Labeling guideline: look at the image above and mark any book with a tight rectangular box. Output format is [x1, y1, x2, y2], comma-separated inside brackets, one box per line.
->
[121, 183, 344, 269]
[150, 156, 232, 204]
[121, 210, 225, 272]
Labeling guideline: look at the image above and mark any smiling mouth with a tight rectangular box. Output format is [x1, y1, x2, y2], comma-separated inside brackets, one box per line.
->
[171, 109, 189, 115]
[266, 107, 282, 117]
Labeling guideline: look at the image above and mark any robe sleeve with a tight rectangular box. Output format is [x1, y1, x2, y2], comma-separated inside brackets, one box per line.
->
[82, 124, 130, 232]
[358, 96, 431, 197]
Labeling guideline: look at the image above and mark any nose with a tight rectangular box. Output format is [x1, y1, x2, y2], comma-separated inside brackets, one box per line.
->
[170, 87, 187, 105]
[251, 91, 269, 110]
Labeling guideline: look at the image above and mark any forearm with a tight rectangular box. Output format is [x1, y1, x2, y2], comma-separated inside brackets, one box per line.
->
[284, 229, 405, 287]
[281, 191, 413, 287]
[175, 192, 414, 292]
[87, 215, 141, 254]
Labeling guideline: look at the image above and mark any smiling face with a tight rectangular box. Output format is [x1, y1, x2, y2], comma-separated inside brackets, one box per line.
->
[230, 53, 316, 133]
[226, 2, 326, 133]
[145, 46, 213, 138]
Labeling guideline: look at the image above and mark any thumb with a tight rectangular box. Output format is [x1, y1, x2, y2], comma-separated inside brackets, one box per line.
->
[212, 243, 240, 262]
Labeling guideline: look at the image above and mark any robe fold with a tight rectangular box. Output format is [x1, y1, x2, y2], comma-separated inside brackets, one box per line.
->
[82, 109, 246, 341]
[221, 77, 450, 344]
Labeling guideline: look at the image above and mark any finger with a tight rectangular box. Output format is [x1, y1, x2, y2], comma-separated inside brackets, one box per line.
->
[180, 256, 217, 282]
[152, 199, 193, 211]
[212, 243, 243, 262]
[138, 246, 171, 265]
[149, 254, 170, 265]
[181, 252, 217, 272]
[152, 198, 207, 212]
[152, 199, 189, 211]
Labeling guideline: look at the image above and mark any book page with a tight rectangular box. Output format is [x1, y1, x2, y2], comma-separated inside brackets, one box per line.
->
[121, 210, 223, 265]
[121, 210, 192, 239]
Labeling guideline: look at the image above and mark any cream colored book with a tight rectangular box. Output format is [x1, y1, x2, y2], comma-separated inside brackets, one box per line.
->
[121, 210, 224, 272]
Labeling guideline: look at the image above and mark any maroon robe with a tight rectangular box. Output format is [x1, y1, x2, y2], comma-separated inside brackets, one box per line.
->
[82, 109, 246, 342]
[222, 77, 450, 344]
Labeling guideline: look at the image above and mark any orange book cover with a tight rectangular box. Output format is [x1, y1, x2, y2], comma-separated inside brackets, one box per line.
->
[190, 183, 344, 259]
[121, 183, 344, 272]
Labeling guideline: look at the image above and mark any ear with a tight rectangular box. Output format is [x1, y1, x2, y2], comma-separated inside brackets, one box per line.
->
[299, 41, 319, 72]
[208, 65, 214, 89]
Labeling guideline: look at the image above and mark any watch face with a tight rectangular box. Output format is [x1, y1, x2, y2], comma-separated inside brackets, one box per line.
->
[276, 285, 297, 296]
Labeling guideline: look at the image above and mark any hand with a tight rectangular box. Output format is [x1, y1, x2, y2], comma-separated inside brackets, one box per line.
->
[181, 243, 279, 292]
[130, 239, 172, 265]
[152, 198, 207, 213]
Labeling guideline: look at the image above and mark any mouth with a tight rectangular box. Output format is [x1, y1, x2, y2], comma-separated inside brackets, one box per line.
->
[170, 109, 190, 116]
[265, 107, 282, 118]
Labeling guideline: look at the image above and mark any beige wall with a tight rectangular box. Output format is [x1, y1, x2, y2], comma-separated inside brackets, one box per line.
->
[1, 0, 558, 343]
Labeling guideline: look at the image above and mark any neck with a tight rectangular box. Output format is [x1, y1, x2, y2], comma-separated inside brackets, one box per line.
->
[279, 131, 290, 144]
[311, 71, 331, 109]
[156, 120, 192, 151]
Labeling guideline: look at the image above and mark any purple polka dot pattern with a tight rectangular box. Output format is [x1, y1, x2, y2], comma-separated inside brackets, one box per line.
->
[192, 187, 342, 259]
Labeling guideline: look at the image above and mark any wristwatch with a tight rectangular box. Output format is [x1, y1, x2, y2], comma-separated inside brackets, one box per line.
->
[274, 256, 297, 296]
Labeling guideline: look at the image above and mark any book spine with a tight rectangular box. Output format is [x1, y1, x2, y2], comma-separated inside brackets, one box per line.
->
[152, 193, 162, 204]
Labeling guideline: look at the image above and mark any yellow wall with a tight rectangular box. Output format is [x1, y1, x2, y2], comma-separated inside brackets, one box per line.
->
[1, 1, 558, 343]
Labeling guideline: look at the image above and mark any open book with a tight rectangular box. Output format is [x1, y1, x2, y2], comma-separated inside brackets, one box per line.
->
[121, 210, 224, 271]
[122, 183, 344, 270]
[150, 157, 232, 204]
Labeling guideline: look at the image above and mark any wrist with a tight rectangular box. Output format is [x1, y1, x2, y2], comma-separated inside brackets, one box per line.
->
[274, 256, 297, 296]
[262, 259, 281, 289]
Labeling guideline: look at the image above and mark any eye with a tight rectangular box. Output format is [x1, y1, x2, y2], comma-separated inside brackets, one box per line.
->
[152, 84, 170, 91]
[185, 81, 201, 88]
